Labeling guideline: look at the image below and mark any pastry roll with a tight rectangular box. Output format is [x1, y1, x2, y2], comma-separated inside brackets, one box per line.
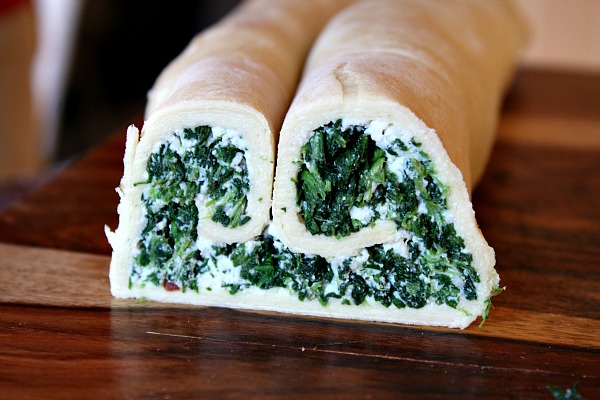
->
[107, 0, 526, 329]
[106, 0, 354, 296]
[270, 0, 526, 327]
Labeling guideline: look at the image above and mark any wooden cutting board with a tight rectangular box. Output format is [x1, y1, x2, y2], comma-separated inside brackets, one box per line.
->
[1, 69, 599, 399]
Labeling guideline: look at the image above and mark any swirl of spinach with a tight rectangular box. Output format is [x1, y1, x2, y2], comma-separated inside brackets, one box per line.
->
[297, 119, 448, 238]
[295, 119, 479, 301]
[132, 126, 250, 290]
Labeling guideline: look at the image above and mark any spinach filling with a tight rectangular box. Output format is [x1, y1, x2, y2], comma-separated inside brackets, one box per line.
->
[291, 119, 479, 305]
[129, 120, 480, 311]
[221, 233, 478, 309]
[297, 119, 448, 238]
[131, 125, 250, 290]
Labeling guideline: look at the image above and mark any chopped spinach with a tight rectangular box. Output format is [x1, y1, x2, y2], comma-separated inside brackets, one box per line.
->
[297, 120, 381, 237]
[548, 382, 585, 400]
[221, 232, 479, 310]
[479, 286, 504, 327]
[131, 125, 250, 290]
[297, 120, 450, 239]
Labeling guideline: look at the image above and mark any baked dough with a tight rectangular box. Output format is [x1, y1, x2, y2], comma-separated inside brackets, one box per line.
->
[106, 0, 355, 297]
[270, 0, 527, 326]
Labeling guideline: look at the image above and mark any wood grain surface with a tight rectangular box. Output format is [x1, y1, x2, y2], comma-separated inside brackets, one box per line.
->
[1, 69, 599, 399]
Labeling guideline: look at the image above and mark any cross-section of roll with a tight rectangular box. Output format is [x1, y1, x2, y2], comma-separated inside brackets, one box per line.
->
[271, 0, 527, 327]
[106, 0, 355, 297]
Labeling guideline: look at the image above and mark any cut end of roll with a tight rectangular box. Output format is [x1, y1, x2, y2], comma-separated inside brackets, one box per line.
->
[271, 114, 498, 328]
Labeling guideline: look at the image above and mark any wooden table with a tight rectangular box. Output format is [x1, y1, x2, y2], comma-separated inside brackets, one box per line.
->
[1, 68, 599, 399]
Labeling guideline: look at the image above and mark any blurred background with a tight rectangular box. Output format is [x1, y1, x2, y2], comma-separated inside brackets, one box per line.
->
[0, 0, 599, 207]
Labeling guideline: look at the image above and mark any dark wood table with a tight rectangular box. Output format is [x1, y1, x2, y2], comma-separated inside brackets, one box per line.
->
[1, 68, 599, 399]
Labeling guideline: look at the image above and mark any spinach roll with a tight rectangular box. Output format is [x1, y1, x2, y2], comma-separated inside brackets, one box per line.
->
[106, 0, 354, 298]
[270, 0, 526, 327]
